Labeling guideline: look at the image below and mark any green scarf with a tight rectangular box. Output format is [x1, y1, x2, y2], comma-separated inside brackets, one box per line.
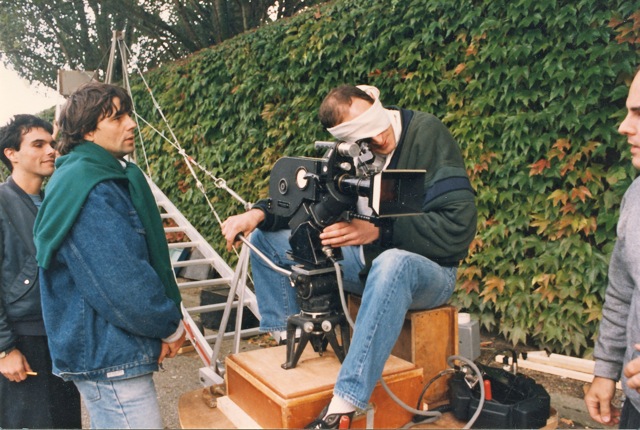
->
[33, 141, 182, 308]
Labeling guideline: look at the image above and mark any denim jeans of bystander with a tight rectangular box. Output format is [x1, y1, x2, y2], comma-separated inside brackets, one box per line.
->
[74, 373, 163, 429]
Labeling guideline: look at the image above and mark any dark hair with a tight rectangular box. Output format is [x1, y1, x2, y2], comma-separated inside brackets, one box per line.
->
[56, 82, 133, 155]
[318, 85, 375, 128]
[0, 114, 53, 172]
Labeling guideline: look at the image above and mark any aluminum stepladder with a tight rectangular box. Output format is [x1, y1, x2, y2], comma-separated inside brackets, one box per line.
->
[146, 176, 260, 386]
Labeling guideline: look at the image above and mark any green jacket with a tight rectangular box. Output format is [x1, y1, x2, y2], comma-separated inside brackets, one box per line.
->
[366, 108, 477, 268]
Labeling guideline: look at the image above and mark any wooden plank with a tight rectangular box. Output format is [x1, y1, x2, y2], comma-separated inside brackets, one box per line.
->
[523, 351, 594, 374]
[217, 396, 260, 429]
[179, 391, 559, 430]
[408, 306, 457, 404]
[228, 345, 416, 400]
[495, 354, 621, 390]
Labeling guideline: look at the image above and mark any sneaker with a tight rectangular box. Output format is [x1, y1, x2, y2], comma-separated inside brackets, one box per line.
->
[305, 405, 354, 429]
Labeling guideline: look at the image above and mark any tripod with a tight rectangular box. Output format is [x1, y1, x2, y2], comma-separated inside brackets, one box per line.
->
[281, 264, 351, 369]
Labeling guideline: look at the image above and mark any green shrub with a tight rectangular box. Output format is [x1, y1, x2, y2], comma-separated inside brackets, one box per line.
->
[131, 0, 640, 356]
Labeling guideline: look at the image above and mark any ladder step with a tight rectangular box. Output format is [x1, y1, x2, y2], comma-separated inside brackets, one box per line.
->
[164, 226, 187, 233]
[177, 278, 232, 289]
[185, 301, 250, 314]
[172, 258, 215, 268]
[204, 327, 260, 340]
[168, 241, 200, 249]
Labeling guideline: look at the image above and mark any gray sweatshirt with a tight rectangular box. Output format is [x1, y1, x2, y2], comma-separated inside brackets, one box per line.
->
[594, 176, 640, 409]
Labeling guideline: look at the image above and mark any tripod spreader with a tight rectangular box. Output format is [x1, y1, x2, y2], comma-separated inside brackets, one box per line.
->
[281, 264, 350, 369]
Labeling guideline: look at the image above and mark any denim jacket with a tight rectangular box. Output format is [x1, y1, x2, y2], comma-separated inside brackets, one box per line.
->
[40, 179, 182, 381]
[0, 177, 46, 352]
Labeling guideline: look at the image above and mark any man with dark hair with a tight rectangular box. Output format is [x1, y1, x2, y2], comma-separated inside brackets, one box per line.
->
[222, 84, 477, 428]
[0, 114, 81, 428]
[585, 68, 640, 429]
[33, 82, 186, 429]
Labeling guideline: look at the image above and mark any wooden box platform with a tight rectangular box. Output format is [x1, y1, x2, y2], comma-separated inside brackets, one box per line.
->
[225, 345, 423, 429]
[349, 296, 458, 405]
[178, 389, 559, 429]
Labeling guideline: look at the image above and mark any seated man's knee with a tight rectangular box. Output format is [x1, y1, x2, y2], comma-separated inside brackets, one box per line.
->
[371, 248, 413, 273]
[249, 229, 293, 266]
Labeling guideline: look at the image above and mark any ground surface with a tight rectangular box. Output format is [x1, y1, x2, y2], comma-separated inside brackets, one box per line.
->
[80, 285, 618, 429]
[136, 331, 615, 429]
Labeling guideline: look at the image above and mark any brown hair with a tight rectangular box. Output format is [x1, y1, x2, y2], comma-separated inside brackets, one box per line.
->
[318, 85, 375, 128]
[56, 82, 133, 155]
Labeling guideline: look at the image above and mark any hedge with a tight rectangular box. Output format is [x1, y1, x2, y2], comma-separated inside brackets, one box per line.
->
[130, 0, 640, 356]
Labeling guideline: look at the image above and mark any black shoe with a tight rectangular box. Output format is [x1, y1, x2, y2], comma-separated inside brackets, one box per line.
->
[305, 405, 355, 429]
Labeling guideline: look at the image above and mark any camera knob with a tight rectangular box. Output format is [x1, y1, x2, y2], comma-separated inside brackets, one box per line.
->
[321, 320, 333, 332]
[303, 322, 315, 333]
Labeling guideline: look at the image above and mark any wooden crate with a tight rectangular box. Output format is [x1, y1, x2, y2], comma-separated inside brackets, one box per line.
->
[178, 390, 559, 430]
[225, 345, 423, 429]
[349, 295, 458, 405]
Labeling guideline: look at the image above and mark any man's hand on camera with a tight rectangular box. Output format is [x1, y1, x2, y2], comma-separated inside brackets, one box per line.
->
[320, 219, 379, 247]
[221, 209, 265, 251]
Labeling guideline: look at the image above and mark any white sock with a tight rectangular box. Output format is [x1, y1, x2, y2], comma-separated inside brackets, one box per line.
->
[270, 329, 302, 343]
[326, 395, 355, 416]
[270, 330, 286, 343]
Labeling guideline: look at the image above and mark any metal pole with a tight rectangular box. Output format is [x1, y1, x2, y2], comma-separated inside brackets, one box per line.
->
[105, 30, 118, 84]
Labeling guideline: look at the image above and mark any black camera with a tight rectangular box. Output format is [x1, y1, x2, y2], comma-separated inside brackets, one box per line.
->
[269, 140, 425, 267]
[267, 140, 425, 369]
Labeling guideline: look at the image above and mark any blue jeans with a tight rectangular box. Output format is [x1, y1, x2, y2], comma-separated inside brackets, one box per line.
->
[250, 229, 457, 409]
[74, 373, 163, 429]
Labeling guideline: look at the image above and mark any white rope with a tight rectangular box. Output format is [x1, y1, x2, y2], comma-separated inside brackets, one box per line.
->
[121, 41, 252, 218]
[118, 40, 252, 271]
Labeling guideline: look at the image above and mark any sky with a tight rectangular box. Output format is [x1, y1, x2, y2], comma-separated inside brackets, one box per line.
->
[0, 64, 65, 126]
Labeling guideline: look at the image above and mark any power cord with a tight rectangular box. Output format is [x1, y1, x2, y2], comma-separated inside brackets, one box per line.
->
[330, 257, 485, 429]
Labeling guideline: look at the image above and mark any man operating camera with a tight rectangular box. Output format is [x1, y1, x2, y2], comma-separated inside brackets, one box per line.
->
[222, 84, 477, 429]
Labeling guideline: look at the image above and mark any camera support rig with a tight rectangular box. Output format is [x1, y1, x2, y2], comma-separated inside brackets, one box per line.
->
[268, 141, 425, 369]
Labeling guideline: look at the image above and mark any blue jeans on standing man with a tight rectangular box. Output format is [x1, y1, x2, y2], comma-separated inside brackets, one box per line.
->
[250, 229, 457, 410]
[74, 373, 163, 429]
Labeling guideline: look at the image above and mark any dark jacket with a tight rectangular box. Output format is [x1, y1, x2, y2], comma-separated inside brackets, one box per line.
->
[0, 177, 46, 353]
[374, 108, 477, 267]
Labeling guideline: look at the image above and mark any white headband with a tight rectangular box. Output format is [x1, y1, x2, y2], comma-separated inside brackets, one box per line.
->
[327, 85, 391, 142]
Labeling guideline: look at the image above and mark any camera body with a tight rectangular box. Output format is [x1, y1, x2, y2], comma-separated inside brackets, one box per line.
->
[267, 140, 425, 369]
[269, 140, 425, 267]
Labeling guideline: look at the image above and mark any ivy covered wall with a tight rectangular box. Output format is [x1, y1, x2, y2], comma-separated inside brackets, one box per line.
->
[131, 0, 640, 356]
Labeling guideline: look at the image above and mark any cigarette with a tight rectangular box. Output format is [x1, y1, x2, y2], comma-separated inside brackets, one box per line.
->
[26, 371, 38, 376]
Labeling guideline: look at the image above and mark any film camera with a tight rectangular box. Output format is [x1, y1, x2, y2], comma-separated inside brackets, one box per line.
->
[268, 140, 425, 369]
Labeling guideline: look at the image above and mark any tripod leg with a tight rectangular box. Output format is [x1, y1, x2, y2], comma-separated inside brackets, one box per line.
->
[282, 332, 311, 369]
[340, 319, 350, 357]
[324, 326, 346, 363]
